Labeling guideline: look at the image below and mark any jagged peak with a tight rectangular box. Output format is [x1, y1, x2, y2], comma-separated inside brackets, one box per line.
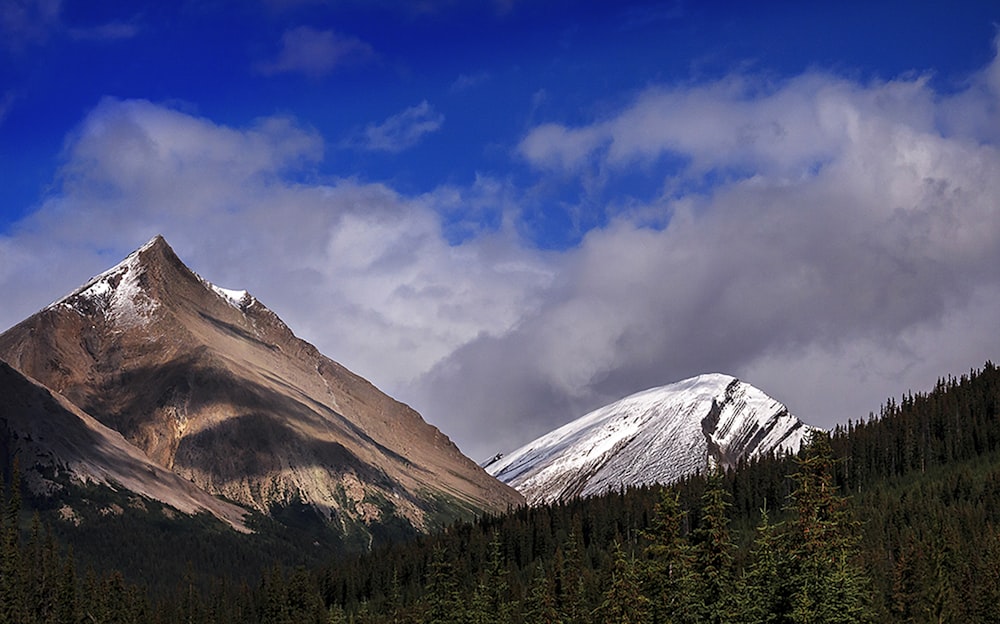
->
[50, 236, 172, 299]
[45, 235, 264, 320]
[45, 236, 176, 326]
[141, 232, 168, 251]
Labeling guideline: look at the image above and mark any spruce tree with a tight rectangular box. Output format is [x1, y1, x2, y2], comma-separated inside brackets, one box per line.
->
[642, 488, 693, 624]
[554, 530, 587, 623]
[469, 532, 512, 624]
[595, 541, 648, 624]
[55, 546, 78, 624]
[523, 561, 561, 624]
[736, 506, 788, 624]
[424, 546, 461, 624]
[786, 432, 873, 624]
[691, 470, 736, 624]
[0, 462, 24, 624]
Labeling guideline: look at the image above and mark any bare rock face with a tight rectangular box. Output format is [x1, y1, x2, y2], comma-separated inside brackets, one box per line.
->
[0, 236, 522, 534]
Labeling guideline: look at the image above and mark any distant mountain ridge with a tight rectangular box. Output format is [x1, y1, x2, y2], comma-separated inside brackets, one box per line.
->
[486, 373, 815, 505]
[0, 235, 522, 539]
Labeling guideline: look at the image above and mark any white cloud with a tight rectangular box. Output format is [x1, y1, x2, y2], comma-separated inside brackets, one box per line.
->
[415, 40, 1000, 459]
[518, 122, 605, 172]
[939, 33, 1000, 145]
[358, 101, 444, 153]
[257, 26, 374, 78]
[4, 40, 1000, 463]
[519, 73, 942, 185]
[0, 98, 548, 395]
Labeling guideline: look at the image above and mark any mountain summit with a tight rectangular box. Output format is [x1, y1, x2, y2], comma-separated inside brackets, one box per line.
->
[486, 373, 815, 505]
[0, 235, 522, 536]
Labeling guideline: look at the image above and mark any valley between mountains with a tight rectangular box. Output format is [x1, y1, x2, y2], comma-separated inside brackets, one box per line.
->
[0, 235, 817, 544]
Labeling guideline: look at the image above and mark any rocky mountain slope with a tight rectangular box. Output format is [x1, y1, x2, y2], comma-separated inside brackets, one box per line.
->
[0, 236, 522, 536]
[0, 361, 250, 531]
[485, 373, 815, 505]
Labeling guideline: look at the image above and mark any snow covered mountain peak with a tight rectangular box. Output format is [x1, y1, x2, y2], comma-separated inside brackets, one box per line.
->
[47, 235, 167, 327]
[486, 374, 816, 505]
[47, 235, 260, 323]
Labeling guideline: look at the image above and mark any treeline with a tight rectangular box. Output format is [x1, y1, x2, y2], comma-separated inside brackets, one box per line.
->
[832, 362, 1000, 487]
[0, 464, 153, 624]
[4, 361, 1000, 623]
[142, 433, 870, 624]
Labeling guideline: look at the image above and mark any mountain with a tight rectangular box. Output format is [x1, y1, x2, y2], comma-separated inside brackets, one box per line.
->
[0, 235, 522, 538]
[485, 373, 815, 505]
[0, 361, 250, 531]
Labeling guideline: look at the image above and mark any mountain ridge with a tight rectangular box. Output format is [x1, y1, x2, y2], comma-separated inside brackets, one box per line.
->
[0, 235, 522, 537]
[486, 373, 815, 505]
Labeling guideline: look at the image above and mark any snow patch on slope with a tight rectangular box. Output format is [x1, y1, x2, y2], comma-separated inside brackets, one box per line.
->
[48, 237, 160, 327]
[208, 283, 255, 310]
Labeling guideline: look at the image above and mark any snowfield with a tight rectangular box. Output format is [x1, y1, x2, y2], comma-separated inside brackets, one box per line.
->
[486, 373, 816, 505]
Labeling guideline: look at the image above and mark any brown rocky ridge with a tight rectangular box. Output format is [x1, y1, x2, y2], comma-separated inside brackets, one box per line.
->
[0, 235, 523, 536]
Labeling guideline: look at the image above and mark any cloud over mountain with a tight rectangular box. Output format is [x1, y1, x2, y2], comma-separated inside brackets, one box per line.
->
[2, 39, 1000, 462]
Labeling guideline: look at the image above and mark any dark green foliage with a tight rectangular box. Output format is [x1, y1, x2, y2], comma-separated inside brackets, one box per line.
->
[690, 470, 736, 623]
[5, 360, 1000, 623]
[783, 432, 873, 623]
[736, 506, 786, 624]
[469, 532, 513, 624]
[423, 545, 461, 624]
[595, 541, 648, 624]
[642, 488, 695, 624]
[523, 561, 560, 624]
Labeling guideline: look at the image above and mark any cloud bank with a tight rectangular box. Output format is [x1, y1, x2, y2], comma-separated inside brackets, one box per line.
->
[3, 40, 1000, 461]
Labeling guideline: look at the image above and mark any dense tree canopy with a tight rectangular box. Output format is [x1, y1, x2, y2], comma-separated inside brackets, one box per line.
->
[3, 361, 1000, 623]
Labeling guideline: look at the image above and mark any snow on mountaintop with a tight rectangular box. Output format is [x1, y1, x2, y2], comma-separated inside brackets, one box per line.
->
[48, 236, 162, 327]
[46, 235, 258, 321]
[6, 234, 526, 531]
[487, 373, 816, 506]
[209, 284, 254, 309]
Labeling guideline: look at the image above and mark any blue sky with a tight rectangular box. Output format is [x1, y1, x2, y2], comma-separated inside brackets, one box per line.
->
[2, 0, 1000, 460]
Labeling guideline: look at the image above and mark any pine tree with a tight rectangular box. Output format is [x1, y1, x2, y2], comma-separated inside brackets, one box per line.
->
[0, 462, 24, 624]
[424, 546, 461, 624]
[385, 567, 403, 624]
[736, 506, 788, 624]
[595, 541, 648, 624]
[642, 488, 693, 624]
[691, 470, 736, 624]
[469, 532, 512, 624]
[786, 432, 873, 624]
[327, 603, 348, 624]
[523, 562, 560, 624]
[55, 546, 78, 624]
[554, 530, 587, 623]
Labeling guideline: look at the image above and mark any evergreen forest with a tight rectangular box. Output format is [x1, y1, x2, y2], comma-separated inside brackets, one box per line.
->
[2, 361, 1000, 623]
